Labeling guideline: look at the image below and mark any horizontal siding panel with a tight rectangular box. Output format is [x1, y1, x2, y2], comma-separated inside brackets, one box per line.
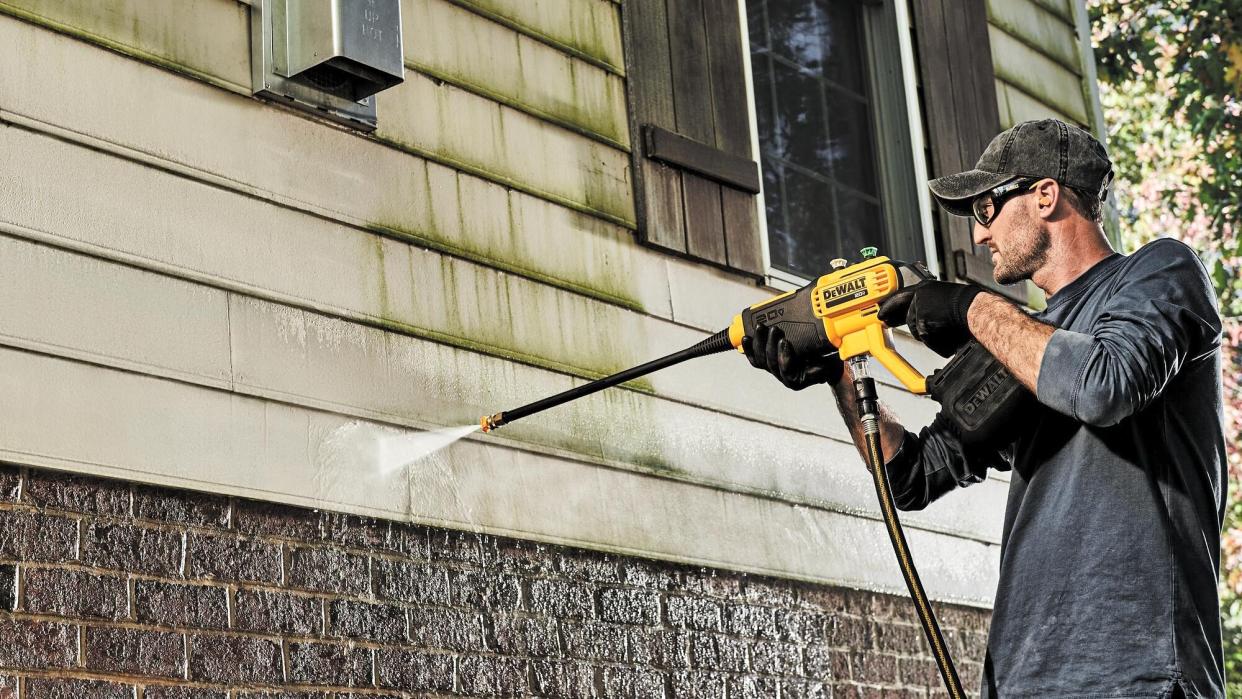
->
[988, 25, 1089, 125]
[0, 346, 999, 604]
[380, 71, 635, 227]
[0, 235, 232, 385]
[0, 127, 945, 449]
[0, 16, 641, 299]
[997, 79, 1078, 129]
[0, 0, 250, 91]
[449, 0, 624, 74]
[0, 8, 634, 226]
[986, 0, 1081, 75]
[0, 125, 658, 382]
[1031, 0, 1073, 23]
[0, 240, 1006, 544]
[406, 0, 629, 148]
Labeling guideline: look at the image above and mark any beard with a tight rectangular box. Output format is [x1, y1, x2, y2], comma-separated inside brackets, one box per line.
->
[993, 208, 1051, 285]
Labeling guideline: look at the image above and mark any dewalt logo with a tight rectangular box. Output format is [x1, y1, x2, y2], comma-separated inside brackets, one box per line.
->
[962, 369, 1008, 416]
[821, 278, 868, 306]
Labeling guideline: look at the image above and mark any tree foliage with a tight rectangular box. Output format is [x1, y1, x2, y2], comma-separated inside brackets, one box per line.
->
[1092, 0, 1242, 311]
[1090, 0, 1242, 690]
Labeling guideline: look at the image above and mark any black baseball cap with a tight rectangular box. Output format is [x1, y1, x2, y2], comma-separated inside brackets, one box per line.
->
[928, 118, 1114, 217]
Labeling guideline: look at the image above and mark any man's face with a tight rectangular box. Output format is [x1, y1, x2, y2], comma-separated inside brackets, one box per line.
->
[972, 189, 1050, 285]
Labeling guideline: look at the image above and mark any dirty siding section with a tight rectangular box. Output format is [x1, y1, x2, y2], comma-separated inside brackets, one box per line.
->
[0, 0, 1056, 692]
[987, 0, 1107, 137]
[985, 0, 1116, 243]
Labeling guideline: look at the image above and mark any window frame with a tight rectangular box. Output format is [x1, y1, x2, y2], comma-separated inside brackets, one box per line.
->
[738, 0, 941, 291]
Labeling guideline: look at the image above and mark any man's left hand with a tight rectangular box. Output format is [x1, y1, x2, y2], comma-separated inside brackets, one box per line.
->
[877, 280, 983, 358]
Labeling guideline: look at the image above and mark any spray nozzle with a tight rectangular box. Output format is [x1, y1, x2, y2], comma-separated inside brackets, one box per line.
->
[480, 412, 506, 433]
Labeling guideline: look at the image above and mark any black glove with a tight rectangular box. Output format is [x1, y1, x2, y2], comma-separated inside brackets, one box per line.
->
[742, 324, 844, 390]
[877, 280, 982, 358]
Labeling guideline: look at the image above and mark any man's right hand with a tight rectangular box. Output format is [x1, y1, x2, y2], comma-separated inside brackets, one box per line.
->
[742, 324, 844, 391]
[877, 280, 982, 358]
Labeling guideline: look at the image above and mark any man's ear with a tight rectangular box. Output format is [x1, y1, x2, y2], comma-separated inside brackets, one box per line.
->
[1034, 179, 1058, 217]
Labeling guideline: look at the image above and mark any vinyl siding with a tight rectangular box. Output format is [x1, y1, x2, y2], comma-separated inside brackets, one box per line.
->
[0, 0, 1086, 605]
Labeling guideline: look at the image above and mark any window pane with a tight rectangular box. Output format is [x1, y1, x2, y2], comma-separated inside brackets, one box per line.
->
[748, 0, 767, 49]
[826, 89, 877, 195]
[771, 59, 828, 176]
[821, 0, 865, 93]
[762, 155, 785, 236]
[752, 54, 777, 156]
[751, 0, 886, 280]
[776, 169, 836, 279]
[835, 191, 884, 259]
[767, 0, 827, 71]
[767, 0, 865, 94]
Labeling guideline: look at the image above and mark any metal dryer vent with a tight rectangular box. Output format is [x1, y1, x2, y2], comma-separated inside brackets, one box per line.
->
[251, 0, 405, 131]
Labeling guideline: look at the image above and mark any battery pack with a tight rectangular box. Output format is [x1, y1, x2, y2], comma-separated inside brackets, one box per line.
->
[927, 340, 1034, 447]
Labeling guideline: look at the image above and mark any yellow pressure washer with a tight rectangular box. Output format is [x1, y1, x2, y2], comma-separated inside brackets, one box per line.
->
[480, 249, 933, 433]
[480, 248, 966, 698]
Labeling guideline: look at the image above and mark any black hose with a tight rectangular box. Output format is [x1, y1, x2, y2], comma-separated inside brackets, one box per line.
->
[486, 328, 734, 429]
[857, 375, 966, 698]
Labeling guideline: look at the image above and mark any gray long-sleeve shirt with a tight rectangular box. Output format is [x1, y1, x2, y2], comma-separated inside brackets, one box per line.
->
[887, 239, 1227, 697]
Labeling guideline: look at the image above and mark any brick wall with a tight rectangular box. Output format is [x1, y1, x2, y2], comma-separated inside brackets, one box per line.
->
[0, 464, 990, 698]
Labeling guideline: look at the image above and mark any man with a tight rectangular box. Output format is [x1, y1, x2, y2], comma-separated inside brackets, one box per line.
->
[746, 119, 1227, 697]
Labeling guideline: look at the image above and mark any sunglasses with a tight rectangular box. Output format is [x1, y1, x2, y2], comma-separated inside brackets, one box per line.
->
[972, 178, 1039, 227]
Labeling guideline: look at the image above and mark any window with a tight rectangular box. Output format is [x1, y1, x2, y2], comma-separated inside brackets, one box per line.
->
[623, 0, 1001, 290]
[746, 0, 925, 285]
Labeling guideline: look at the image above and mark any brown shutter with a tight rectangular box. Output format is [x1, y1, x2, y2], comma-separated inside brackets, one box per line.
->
[623, 0, 764, 279]
[911, 0, 1027, 302]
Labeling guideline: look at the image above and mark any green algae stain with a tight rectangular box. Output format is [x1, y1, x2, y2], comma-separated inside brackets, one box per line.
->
[364, 221, 644, 313]
[363, 222, 659, 390]
[372, 235, 394, 323]
[450, 0, 625, 73]
[0, 1, 251, 95]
